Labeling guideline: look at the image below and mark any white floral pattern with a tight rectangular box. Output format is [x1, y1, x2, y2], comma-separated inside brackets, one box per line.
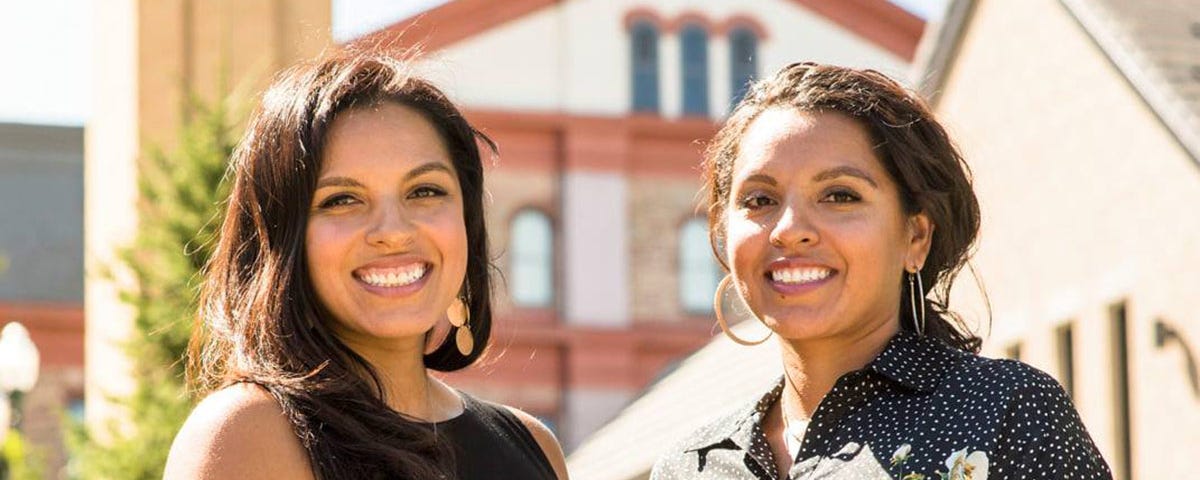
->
[891, 443, 912, 466]
[943, 448, 989, 480]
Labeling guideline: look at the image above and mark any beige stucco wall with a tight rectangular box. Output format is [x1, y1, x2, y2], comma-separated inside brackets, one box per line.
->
[936, 0, 1200, 476]
[86, 0, 330, 432]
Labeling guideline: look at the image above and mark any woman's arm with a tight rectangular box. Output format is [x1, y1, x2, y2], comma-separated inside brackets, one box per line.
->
[506, 406, 570, 480]
[164, 383, 315, 480]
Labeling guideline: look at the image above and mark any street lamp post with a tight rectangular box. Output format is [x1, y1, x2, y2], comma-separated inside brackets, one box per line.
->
[0, 321, 41, 478]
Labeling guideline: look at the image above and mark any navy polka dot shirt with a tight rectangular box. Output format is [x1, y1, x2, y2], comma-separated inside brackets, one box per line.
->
[650, 331, 1112, 479]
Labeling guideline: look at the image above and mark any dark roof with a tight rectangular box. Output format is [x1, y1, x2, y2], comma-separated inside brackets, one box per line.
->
[918, 0, 1200, 163]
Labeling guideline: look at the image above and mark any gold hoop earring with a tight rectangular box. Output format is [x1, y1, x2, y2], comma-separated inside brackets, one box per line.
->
[448, 296, 474, 355]
[907, 268, 926, 336]
[713, 275, 773, 346]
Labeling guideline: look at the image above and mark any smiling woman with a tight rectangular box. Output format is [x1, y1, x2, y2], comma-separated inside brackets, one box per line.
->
[162, 52, 567, 480]
[651, 63, 1111, 479]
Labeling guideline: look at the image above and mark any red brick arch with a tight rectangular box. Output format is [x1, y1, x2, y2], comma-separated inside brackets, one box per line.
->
[623, 7, 667, 31]
[718, 15, 770, 40]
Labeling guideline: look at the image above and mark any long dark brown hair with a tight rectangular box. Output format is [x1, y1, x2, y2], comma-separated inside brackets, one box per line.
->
[189, 51, 495, 479]
[705, 62, 983, 352]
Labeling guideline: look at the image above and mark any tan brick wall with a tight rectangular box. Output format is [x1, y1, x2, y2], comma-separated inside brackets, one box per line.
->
[937, 0, 1200, 475]
[628, 175, 712, 322]
[484, 167, 558, 314]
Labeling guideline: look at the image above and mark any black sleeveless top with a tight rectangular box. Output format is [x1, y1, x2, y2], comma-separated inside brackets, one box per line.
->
[437, 392, 558, 480]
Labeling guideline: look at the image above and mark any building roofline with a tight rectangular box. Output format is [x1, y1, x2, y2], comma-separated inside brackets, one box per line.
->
[349, 0, 923, 61]
[1057, 0, 1200, 166]
[786, 0, 925, 61]
[917, 0, 1200, 166]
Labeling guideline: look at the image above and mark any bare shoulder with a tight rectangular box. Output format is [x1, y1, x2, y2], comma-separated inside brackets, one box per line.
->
[503, 405, 570, 480]
[164, 383, 314, 480]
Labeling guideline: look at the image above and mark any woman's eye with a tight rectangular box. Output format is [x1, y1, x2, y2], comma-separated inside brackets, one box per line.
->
[318, 194, 358, 209]
[740, 194, 776, 210]
[821, 189, 861, 203]
[409, 185, 447, 199]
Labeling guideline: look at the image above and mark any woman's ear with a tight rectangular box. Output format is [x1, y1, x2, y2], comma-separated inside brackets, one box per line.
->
[907, 212, 935, 269]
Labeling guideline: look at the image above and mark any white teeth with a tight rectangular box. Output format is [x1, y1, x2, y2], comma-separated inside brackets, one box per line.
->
[359, 264, 427, 288]
[771, 267, 832, 284]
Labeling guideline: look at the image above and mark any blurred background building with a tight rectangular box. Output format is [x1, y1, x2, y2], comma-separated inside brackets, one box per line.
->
[0, 122, 85, 477]
[1, 0, 1196, 478]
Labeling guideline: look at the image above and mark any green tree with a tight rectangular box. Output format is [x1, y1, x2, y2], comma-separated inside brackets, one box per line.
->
[66, 95, 239, 479]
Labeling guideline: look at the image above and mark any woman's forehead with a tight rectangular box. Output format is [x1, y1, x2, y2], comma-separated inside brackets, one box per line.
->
[733, 108, 882, 179]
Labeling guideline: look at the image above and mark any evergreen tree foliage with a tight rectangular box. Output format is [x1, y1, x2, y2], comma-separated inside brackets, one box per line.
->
[66, 96, 238, 479]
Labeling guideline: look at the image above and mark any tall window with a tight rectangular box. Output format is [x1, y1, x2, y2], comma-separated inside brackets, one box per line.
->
[1110, 302, 1132, 480]
[679, 218, 721, 313]
[509, 210, 553, 307]
[630, 21, 660, 113]
[680, 23, 709, 116]
[1055, 322, 1076, 398]
[729, 27, 758, 107]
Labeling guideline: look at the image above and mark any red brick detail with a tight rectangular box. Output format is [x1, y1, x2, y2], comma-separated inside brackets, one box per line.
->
[666, 11, 718, 34]
[623, 7, 668, 31]
[786, 0, 924, 60]
[717, 15, 770, 40]
[0, 302, 84, 367]
[465, 109, 718, 176]
[348, 0, 560, 51]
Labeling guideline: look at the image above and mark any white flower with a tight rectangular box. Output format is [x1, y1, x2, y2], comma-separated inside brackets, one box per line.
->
[891, 443, 912, 466]
[944, 448, 989, 480]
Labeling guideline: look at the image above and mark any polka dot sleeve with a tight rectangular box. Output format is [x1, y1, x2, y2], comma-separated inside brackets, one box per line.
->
[991, 366, 1112, 479]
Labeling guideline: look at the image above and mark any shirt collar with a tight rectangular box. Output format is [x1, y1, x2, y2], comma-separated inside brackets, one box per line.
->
[680, 331, 967, 453]
[866, 330, 968, 394]
[682, 379, 783, 454]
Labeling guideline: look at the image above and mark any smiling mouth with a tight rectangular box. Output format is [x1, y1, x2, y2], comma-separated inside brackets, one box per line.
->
[767, 266, 834, 285]
[354, 263, 429, 288]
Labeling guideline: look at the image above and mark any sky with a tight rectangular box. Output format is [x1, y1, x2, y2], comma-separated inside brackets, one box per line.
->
[0, 0, 948, 126]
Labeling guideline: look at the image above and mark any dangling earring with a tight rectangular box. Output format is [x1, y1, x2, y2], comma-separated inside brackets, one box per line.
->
[907, 267, 927, 336]
[447, 296, 473, 355]
[713, 275, 773, 346]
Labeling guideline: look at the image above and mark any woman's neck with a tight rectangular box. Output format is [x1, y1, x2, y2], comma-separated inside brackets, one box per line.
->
[778, 317, 899, 419]
[341, 335, 462, 422]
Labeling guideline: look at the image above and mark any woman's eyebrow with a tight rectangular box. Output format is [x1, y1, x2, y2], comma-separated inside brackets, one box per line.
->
[315, 176, 363, 189]
[404, 161, 454, 181]
[741, 173, 778, 186]
[812, 165, 878, 188]
[314, 162, 453, 190]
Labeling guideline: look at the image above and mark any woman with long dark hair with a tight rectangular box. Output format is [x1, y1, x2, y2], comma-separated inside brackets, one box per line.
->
[164, 52, 567, 480]
[652, 63, 1110, 479]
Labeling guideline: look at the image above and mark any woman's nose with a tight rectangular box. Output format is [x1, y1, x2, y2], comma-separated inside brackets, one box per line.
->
[769, 201, 819, 248]
[364, 201, 416, 250]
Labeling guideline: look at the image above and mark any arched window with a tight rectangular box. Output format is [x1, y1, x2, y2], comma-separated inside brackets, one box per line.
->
[679, 218, 721, 313]
[509, 209, 554, 307]
[630, 20, 660, 113]
[729, 27, 758, 107]
[680, 23, 709, 116]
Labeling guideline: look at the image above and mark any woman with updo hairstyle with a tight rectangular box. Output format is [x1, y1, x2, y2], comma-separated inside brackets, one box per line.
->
[163, 51, 568, 480]
[651, 63, 1110, 479]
